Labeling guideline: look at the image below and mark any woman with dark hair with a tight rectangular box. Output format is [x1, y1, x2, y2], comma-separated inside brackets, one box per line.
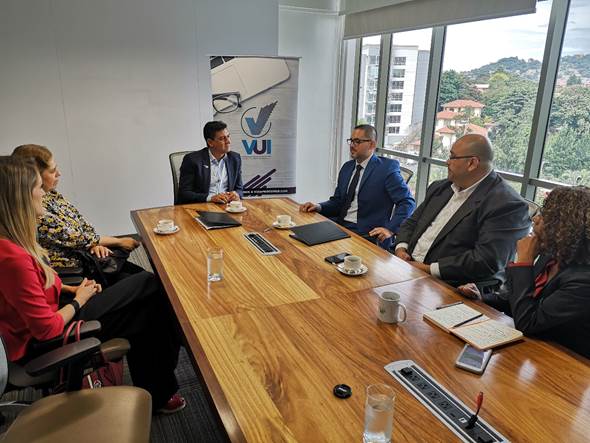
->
[0, 156, 185, 413]
[459, 186, 590, 358]
[11, 144, 141, 279]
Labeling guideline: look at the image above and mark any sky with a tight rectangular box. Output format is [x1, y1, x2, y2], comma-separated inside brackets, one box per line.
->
[363, 0, 590, 73]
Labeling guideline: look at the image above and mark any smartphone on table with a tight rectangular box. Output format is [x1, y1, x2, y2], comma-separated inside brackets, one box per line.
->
[324, 252, 351, 265]
[455, 344, 492, 374]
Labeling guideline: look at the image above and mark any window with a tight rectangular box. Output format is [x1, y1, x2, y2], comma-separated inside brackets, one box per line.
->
[388, 115, 401, 124]
[430, 2, 551, 178]
[393, 57, 406, 65]
[390, 81, 404, 89]
[390, 92, 403, 101]
[389, 104, 402, 112]
[388, 126, 400, 134]
[392, 69, 405, 78]
[357, 36, 382, 125]
[540, 0, 590, 187]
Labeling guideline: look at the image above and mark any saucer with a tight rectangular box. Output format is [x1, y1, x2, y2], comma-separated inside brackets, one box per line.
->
[272, 221, 296, 229]
[153, 226, 180, 235]
[336, 263, 368, 276]
[226, 206, 247, 213]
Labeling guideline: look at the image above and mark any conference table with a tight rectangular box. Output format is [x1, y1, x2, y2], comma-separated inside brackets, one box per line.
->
[131, 198, 590, 442]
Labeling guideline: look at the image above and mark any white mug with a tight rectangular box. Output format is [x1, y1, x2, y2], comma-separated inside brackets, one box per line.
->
[343, 255, 362, 272]
[229, 200, 243, 209]
[157, 219, 175, 232]
[276, 214, 291, 226]
[378, 292, 407, 324]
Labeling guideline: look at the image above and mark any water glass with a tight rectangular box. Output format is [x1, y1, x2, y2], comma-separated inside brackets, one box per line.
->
[207, 247, 223, 282]
[363, 384, 395, 443]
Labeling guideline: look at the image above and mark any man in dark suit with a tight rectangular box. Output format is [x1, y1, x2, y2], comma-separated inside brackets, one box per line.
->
[395, 134, 530, 287]
[299, 124, 415, 250]
[178, 121, 243, 204]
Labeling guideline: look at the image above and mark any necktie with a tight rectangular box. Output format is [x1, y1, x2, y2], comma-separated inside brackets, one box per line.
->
[339, 164, 363, 221]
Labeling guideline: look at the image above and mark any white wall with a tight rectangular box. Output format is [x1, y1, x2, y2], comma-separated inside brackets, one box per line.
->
[279, 6, 341, 204]
[0, 0, 278, 234]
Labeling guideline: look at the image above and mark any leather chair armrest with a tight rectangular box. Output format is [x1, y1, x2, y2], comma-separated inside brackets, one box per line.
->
[25, 338, 101, 377]
[60, 276, 84, 286]
[29, 321, 102, 353]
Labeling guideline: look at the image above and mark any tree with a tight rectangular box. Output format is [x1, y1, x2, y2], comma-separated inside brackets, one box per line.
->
[438, 70, 481, 109]
[566, 74, 582, 86]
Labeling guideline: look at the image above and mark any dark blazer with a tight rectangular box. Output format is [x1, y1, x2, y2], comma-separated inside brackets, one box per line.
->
[395, 171, 530, 285]
[319, 154, 415, 246]
[178, 148, 243, 204]
[505, 256, 590, 359]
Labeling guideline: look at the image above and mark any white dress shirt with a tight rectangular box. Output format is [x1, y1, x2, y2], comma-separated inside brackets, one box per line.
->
[206, 150, 229, 202]
[396, 171, 491, 278]
[343, 156, 371, 224]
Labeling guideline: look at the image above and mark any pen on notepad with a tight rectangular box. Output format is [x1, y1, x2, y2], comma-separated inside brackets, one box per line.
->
[451, 313, 483, 329]
[436, 301, 463, 310]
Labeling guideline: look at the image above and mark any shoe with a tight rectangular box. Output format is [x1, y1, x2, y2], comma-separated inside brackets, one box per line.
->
[157, 393, 186, 414]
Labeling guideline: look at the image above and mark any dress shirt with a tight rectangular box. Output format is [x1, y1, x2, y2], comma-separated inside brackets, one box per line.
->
[206, 150, 229, 202]
[397, 171, 491, 278]
[343, 156, 371, 224]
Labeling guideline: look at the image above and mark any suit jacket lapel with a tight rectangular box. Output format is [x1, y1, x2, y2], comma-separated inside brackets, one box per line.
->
[226, 155, 234, 189]
[429, 172, 498, 251]
[411, 185, 453, 247]
[200, 148, 211, 188]
[359, 155, 378, 191]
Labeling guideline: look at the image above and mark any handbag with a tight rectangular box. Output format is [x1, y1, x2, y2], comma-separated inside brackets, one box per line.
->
[58, 320, 124, 391]
[75, 248, 131, 286]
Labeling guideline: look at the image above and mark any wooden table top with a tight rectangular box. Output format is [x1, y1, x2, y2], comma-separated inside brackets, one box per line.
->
[131, 198, 590, 443]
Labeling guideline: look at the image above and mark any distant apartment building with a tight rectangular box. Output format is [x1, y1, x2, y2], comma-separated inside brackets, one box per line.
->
[357, 44, 430, 150]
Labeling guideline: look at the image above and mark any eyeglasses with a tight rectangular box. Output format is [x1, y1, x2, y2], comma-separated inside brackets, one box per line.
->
[347, 138, 372, 146]
[448, 154, 478, 161]
[212, 92, 242, 114]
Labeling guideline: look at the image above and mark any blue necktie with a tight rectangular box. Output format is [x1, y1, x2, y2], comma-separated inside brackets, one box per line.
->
[339, 164, 363, 221]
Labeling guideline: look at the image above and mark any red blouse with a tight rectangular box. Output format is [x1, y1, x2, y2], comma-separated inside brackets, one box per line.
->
[0, 239, 64, 361]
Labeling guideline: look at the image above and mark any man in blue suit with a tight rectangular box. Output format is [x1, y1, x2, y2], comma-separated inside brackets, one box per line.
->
[178, 120, 243, 204]
[300, 124, 415, 249]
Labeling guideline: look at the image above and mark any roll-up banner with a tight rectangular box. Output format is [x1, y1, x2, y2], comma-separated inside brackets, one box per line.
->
[210, 56, 299, 197]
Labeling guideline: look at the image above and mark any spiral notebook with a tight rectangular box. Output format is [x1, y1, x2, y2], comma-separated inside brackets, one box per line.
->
[423, 304, 523, 350]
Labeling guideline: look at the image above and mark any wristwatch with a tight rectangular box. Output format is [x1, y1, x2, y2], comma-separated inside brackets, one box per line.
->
[70, 299, 81, 316]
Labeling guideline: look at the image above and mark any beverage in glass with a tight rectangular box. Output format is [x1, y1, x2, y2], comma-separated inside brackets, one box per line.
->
[207, 247, 223, 282]
[363, 384, 395, 443]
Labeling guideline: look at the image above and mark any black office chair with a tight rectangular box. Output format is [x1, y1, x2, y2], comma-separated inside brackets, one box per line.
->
[169, 150, 192, 204]
[0, 334, 151, 443]
[399, 166, 414, 184]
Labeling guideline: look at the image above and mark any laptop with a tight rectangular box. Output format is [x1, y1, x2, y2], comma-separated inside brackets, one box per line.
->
[195, 211, 242, 230]
[289, 221, 350, 246]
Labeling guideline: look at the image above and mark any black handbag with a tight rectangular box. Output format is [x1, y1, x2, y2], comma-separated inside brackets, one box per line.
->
[75, 248, 131, 286]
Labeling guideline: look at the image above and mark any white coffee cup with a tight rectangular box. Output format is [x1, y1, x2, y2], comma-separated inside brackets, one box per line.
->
[343, 255, 362, 272]
[378, 291, 407, 324]
[276, 214, 291, 226]
[157, 219, 175, 232]
[229, 200, 243, 210]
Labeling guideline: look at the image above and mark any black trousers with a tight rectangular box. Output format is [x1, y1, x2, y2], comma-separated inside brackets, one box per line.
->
[77, 271, 180, 409]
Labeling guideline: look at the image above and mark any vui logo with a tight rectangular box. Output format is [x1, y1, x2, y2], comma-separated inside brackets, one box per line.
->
[241, 101, 277, 155]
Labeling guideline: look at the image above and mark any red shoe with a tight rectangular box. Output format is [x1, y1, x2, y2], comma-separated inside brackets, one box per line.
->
[157, 393, 186, 414]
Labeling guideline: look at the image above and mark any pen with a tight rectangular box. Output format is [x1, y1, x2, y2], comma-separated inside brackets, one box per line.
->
[436, 301, 463, 310]
[451, 313, 483, 329]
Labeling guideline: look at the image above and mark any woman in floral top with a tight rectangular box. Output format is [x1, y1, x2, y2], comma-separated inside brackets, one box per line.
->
[12, 145, 140, 269]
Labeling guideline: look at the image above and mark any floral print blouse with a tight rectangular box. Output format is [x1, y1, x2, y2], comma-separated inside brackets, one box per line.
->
[37, 190, 100, 268]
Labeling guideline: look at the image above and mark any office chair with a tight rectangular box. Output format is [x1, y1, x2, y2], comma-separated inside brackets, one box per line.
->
[169, 151, 192, 204]
[0, 334, 151, 443]
[399, 166, 413, 184]
[524, 198, 541, 219]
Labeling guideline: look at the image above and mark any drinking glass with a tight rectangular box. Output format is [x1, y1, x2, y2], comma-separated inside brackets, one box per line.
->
[363, 384, 395, 443]
[207, 247, 223, 282]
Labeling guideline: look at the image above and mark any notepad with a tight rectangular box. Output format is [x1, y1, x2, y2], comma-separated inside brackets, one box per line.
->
[423, 304, 523, 350]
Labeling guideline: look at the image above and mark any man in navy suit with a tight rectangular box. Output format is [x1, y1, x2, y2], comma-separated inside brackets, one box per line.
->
[299, 124, 415, 249]
[178, 121, 243, 204]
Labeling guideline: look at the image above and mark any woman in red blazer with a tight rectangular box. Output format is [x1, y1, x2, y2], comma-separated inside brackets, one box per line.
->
[0, 157, 186, 413]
